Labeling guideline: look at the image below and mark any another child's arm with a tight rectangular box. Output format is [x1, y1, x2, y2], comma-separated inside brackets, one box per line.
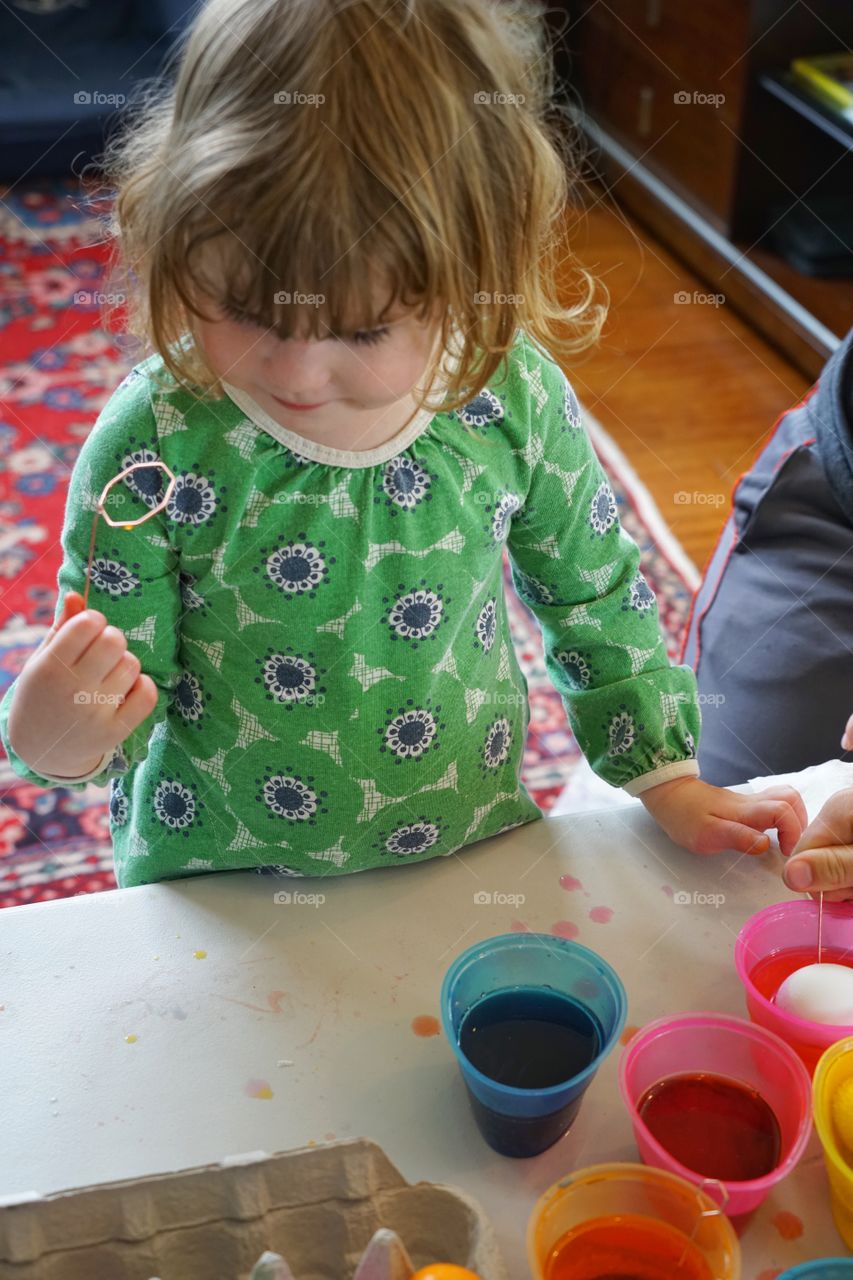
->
[506, 338, 805, 857]
[0, 377, 182, 790]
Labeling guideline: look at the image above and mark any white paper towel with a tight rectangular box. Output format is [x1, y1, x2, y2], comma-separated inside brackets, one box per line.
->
[748, 758, 853, 826]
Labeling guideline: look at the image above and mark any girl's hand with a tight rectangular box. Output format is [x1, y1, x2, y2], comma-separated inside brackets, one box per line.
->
[639, 776, 807, 857]
[783, 787, 853, 902]
[7, 591, 158, 778]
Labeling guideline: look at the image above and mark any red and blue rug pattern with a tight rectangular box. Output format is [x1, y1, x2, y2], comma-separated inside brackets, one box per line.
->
[0, 178, 696, 907]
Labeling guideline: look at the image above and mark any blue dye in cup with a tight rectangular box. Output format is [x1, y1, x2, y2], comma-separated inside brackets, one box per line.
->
[440, 932, 627, 1158]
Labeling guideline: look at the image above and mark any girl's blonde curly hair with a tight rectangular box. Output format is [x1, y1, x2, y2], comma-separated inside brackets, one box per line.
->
[98, 0, 606, 428]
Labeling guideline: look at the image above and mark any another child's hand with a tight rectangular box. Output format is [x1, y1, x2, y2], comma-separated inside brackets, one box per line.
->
[783, 787, 853, 902]
[7, 591, 158, 778]
[639, 776, 807, 857]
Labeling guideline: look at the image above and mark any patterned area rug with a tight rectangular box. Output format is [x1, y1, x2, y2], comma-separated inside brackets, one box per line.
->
[0, 178, 699, 907]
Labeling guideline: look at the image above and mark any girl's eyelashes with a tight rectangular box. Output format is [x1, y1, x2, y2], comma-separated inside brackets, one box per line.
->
[220, 304, 390, 347]
[349, 327, 390, 347]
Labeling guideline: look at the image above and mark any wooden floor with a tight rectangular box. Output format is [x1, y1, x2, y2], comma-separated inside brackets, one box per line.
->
[556, 192, 811, 571]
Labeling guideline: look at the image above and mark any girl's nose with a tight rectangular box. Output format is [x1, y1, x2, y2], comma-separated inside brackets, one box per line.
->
[262, 337, 332, 398]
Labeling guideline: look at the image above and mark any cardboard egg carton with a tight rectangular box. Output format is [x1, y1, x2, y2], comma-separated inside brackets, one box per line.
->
[0, 1138, 509, 1280]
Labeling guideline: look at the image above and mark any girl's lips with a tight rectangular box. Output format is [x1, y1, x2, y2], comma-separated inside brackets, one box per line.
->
[271, 395, 328, 410]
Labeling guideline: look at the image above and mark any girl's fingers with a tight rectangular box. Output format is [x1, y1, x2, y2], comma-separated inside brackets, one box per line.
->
[39, 592, 87, 649]
[698, 820, 771, 856]
[112, 675, 158, 738]
[49, 608, 108, 665]
[732, 799, 804, 857]
[74, 625, 129, 685]
[101, 650, 141, 697]
[753, 785, 808, 833]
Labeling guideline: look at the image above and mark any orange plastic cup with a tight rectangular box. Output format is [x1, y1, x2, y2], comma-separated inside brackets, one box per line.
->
[527, 1162, 741, 1280]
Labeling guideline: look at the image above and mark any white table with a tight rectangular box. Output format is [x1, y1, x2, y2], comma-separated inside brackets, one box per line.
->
[2, 801, 849, 1276]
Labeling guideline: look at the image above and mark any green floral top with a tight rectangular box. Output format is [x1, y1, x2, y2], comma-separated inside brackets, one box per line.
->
[0, 330, 700, 888]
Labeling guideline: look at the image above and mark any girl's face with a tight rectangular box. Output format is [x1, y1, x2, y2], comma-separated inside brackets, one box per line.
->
[192, 291, 447, 450]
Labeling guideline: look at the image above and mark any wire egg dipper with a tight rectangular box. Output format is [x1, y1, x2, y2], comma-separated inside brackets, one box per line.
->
[82, 461, 176, 610]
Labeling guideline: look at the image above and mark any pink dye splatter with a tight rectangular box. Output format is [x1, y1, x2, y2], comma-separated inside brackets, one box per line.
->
[551, 920, 579, 940]
[756, 1271, 781, 1280]
[510, 920, 530, 933]
[589, 906, 614, 924]
[559, 874, 583, 892]
[661, 885, 675, 899]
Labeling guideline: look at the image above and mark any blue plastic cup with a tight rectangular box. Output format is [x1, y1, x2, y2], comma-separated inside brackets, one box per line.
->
[777, 1265, 853, 1279]
[440, 932, 627, 1158]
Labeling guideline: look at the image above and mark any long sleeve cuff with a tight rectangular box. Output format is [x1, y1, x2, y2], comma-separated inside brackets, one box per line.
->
[35, 752, 111, 784]
[622, 758, 700, 797]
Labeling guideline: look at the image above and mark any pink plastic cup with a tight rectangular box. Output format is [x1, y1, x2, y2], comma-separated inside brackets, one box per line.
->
[735, 901, 853, 1075]
[618, 1011, 812, 1216]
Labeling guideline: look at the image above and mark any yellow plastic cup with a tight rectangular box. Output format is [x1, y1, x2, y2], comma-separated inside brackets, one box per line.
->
[813, 1035, 853, 1249]
[527, 1162, 741, 1280]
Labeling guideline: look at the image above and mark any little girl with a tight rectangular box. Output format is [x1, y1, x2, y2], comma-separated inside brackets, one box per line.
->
[0, 0, 805, 888]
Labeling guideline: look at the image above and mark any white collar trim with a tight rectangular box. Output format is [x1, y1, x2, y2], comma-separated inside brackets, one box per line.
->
[221, 330, 463, 469]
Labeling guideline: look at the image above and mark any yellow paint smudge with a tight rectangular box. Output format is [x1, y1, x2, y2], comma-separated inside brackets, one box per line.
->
[193, 950, 207, 959]
[125, 1034, 138, 1044]
[245, 1078, 273, 1099]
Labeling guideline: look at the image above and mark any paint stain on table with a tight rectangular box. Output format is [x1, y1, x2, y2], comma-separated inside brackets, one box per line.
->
[193, 950, 207, 960]
[124, 1034, 138, 1044]
[411, 1014, 440, 1037]
[510, 919, 530, 933]
[620, 1024, 640, 1046]
[560, 874, 583, 892]
[771, 1210, 803, 1240]
[661, 885, 675, 899]
[245, 1078, 274, 1100]
[755, 1270, 781, 1280]
[589, 906, 614, 924]
[551, 920, 579, 940]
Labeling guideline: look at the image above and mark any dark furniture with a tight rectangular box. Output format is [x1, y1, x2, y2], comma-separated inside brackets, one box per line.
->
[555, 1, 853, 377]
[0, 0, 198, 183]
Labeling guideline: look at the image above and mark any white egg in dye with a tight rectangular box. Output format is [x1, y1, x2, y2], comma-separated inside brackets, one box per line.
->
[775, 963, 853, 1025]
